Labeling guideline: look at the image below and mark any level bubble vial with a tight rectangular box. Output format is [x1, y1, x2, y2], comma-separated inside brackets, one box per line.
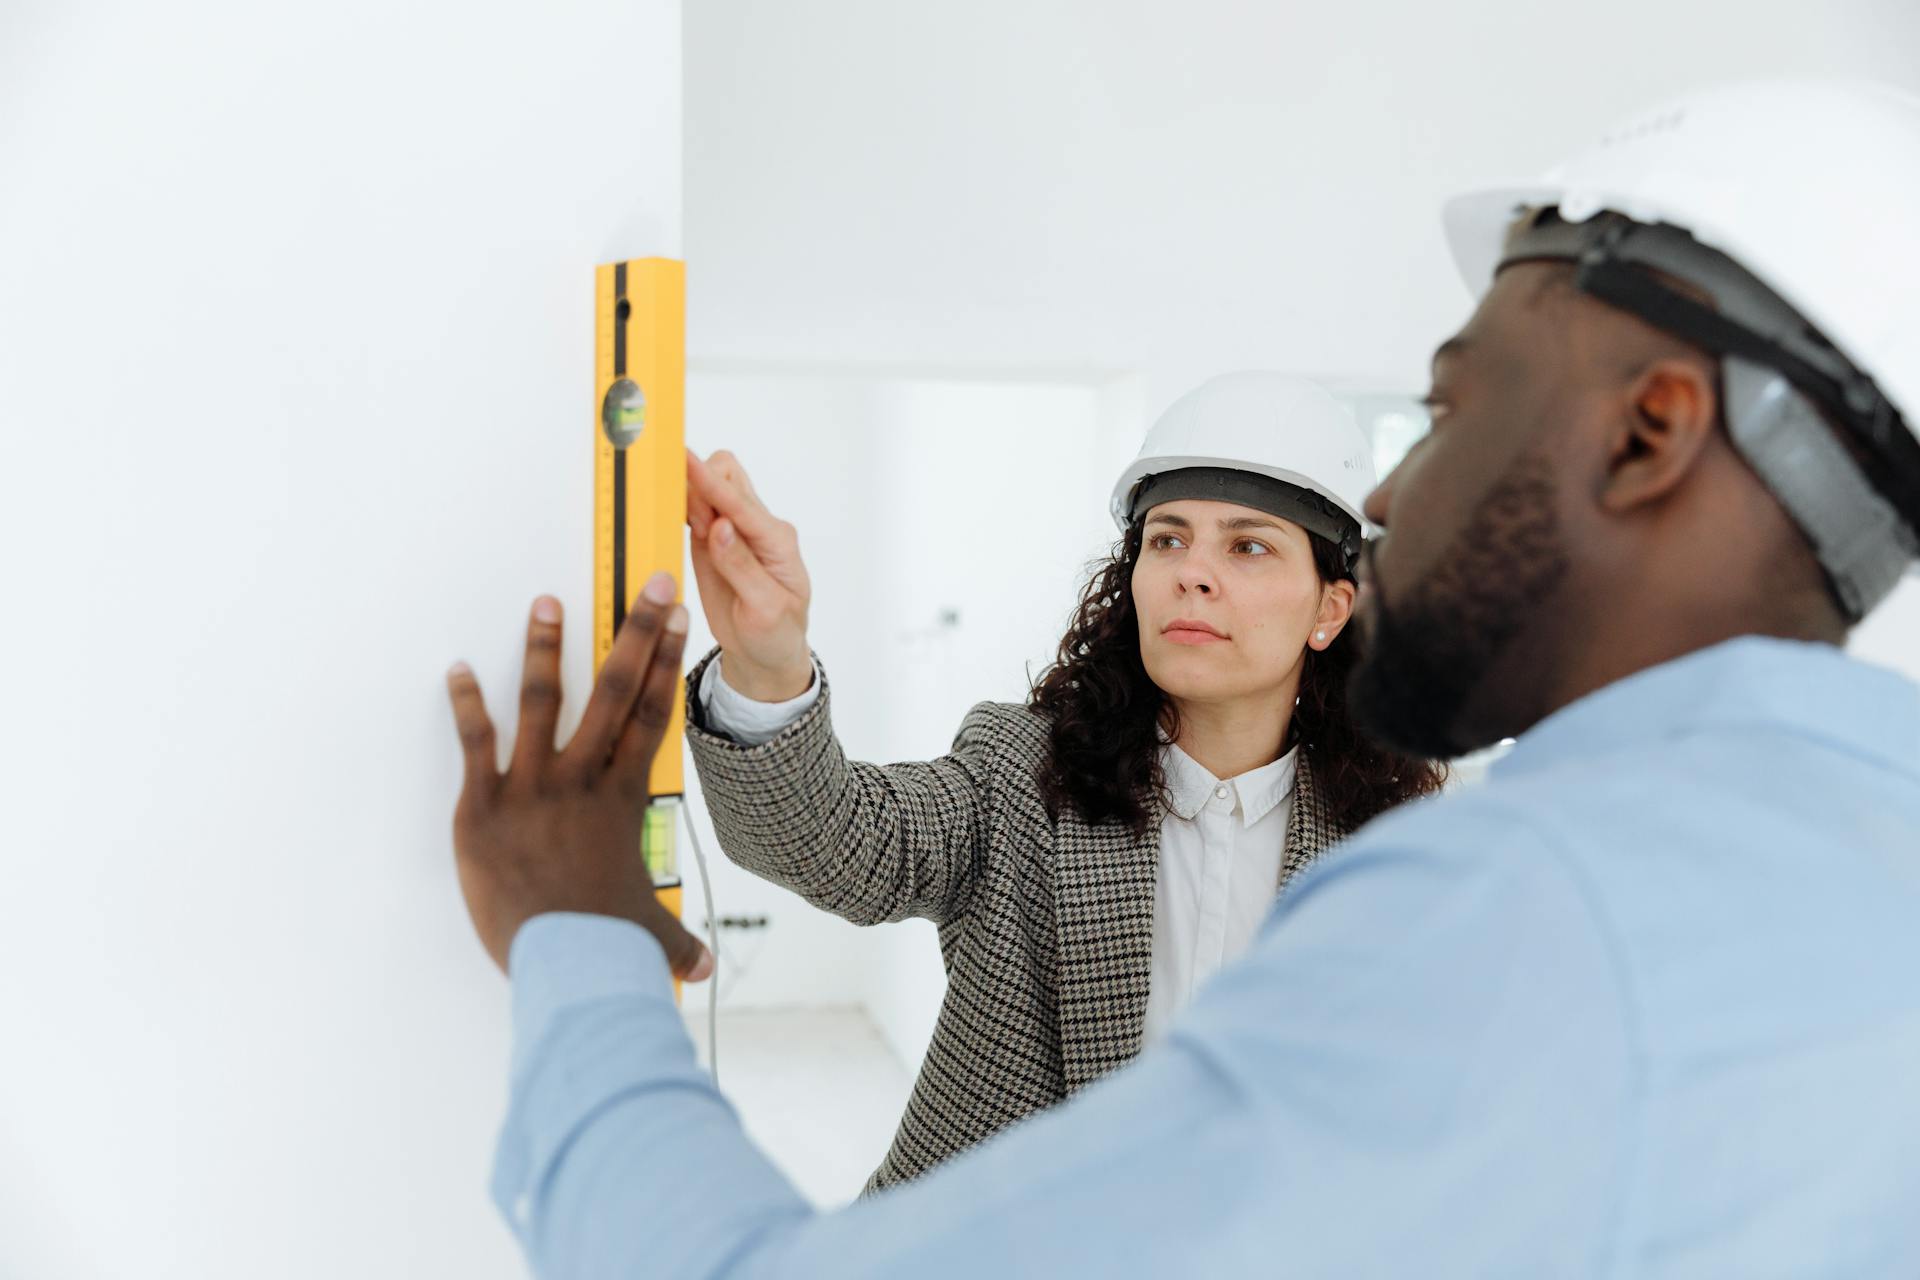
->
[601, 377, 646, 449]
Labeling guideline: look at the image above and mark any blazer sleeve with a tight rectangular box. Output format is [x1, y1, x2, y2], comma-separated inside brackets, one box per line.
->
[683, 646, 1008, 928]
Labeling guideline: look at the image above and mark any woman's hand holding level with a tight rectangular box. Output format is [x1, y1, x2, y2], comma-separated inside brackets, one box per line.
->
[685, 449, 816, 702]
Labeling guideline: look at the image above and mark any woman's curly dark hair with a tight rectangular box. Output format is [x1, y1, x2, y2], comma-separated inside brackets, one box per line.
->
[1028, 521, 1448, 835]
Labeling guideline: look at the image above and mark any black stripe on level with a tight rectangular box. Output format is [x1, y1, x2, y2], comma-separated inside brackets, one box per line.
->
[611, 262, 629, 637]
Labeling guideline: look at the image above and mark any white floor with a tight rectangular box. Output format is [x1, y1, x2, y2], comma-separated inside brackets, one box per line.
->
[684, 1006, 916, 1207]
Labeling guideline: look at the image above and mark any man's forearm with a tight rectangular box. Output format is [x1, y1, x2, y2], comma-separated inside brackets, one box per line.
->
[496, 915, 813, 1278]
[495, 916, 1280, 1279]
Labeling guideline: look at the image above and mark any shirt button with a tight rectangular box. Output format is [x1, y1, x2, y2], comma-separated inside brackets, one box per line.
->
[1215, 785, 1230, 800]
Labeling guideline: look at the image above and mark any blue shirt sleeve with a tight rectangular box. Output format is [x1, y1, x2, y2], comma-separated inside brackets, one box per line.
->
[495, 795, 1639, 1278]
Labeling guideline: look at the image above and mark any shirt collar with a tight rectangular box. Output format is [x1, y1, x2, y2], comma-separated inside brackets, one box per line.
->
[1160, 742, 1299, 823]
[1492, 636, 1920, 782]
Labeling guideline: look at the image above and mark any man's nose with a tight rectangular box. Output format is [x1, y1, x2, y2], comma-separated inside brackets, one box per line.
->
[1363, 470, 1394, 529]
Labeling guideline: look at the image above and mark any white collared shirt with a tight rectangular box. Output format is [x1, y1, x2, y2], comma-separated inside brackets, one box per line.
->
[698, 658, 1296, 1045]
[1144, 742, 1296, 1043]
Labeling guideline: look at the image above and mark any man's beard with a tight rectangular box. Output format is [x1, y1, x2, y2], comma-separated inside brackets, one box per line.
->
[1348, 451, 1571, 760]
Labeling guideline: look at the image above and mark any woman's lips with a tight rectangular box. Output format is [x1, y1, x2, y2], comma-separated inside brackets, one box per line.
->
[1163, 622, 1228, 645]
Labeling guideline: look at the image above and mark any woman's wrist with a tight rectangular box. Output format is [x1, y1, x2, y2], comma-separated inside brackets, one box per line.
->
[719, 649, 815, 703]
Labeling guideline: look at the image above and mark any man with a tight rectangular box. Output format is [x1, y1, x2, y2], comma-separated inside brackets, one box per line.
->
[447, 80, 1920, 1276]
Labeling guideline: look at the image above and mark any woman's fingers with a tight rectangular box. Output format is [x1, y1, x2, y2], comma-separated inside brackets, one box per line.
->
[707, 449, 768, 509]
[701, 517, 790, 623]
[685, 449, 716, 539]
[688, 450, 788, 553]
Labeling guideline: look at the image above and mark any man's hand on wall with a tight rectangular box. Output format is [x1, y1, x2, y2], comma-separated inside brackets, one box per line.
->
[444, 572, 714, 979]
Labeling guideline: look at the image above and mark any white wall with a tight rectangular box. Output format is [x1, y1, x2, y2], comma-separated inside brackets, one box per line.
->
[0, 4, 679, 1277]
[1855, 578, 1920, 684]
[686, 0, 1920, 417]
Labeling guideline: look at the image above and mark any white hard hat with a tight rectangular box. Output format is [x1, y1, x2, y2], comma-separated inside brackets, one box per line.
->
[1109, 372, 1375, 567]
[1442, 78, 1920, 619]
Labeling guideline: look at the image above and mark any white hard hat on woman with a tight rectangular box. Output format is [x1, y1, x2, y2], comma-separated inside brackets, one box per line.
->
[1110, 372, 1376, 573]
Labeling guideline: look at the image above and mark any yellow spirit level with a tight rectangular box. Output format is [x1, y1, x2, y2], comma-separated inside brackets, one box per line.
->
[593, 258, 687, 935]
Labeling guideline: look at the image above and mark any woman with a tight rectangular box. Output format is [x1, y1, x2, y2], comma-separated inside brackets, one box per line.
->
[683, 372, 1447, 1193]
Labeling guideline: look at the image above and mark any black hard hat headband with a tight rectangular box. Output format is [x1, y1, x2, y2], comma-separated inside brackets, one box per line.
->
[1498, 206, 1920, 532]
[1128, 466, 1364, 574]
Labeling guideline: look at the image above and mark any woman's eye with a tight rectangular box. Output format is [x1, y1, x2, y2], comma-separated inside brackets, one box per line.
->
[1149, 534, 1186, 550]
[1233, 539, 1272, 556]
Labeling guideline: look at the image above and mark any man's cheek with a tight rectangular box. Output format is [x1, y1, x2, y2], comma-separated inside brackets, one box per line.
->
[1394, 432, 1494, 569]
[1378, 482, 1445, 582]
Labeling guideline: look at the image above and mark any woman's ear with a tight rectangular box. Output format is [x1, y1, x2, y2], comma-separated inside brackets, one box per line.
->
[1309, 579, 1356, 651]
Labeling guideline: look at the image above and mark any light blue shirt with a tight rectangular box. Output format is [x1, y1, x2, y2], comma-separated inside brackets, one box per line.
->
[493, 638, 1920, 1277]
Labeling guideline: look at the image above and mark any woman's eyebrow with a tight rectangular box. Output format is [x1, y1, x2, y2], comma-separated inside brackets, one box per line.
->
[1147, 513, 1284, 533]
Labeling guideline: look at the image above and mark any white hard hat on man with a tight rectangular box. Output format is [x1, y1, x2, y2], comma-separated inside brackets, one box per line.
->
[1445, 78, 1920, 619]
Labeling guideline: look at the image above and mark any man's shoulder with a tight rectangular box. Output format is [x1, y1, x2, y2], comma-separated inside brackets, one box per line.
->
[1334, 784, 1568, 870]
[1262, 783, 1616, 975]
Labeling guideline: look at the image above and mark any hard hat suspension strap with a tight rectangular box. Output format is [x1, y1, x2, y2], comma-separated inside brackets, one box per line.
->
[1128, 466, 1364, 575]
[1500, 207, 1920, 618]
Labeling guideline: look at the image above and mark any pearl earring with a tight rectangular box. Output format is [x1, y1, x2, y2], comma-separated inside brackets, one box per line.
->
[1314, 630, 1327, 644]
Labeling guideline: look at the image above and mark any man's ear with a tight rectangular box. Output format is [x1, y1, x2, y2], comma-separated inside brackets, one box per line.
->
[1601, 358, 1719, 514]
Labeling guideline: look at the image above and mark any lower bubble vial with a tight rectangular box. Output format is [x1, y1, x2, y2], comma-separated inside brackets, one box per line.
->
[642, 797, 681, 887]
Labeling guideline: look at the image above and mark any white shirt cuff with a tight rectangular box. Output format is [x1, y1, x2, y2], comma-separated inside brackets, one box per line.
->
[697, 654, 822, 746]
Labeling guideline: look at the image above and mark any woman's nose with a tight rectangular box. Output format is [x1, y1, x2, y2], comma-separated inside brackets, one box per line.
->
[1177, 559, 1217, 595]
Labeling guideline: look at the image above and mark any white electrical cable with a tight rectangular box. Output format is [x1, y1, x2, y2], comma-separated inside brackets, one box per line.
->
[682, 805, 721, 1085]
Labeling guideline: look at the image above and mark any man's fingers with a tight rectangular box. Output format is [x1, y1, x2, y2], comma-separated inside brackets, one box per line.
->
[688, 450, 787, 552]
[446, 662, 499, 796]
[612, 604, 690, 784]
[566, 572, 675, 774]
[641, 897, 715, 982]
[511, 596, 566, 775]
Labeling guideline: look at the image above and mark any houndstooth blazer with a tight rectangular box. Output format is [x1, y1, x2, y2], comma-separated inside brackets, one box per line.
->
[684, 647, 1348, 1195]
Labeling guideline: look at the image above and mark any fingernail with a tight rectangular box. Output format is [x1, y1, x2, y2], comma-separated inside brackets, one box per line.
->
[714, 520, 734, 548]
[666, 605, 689, 635]
[643, 571, 676, 604]
[687, 945, 715, 982]
[447, 661, 471, 680]
[532, 596, 561, 623]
